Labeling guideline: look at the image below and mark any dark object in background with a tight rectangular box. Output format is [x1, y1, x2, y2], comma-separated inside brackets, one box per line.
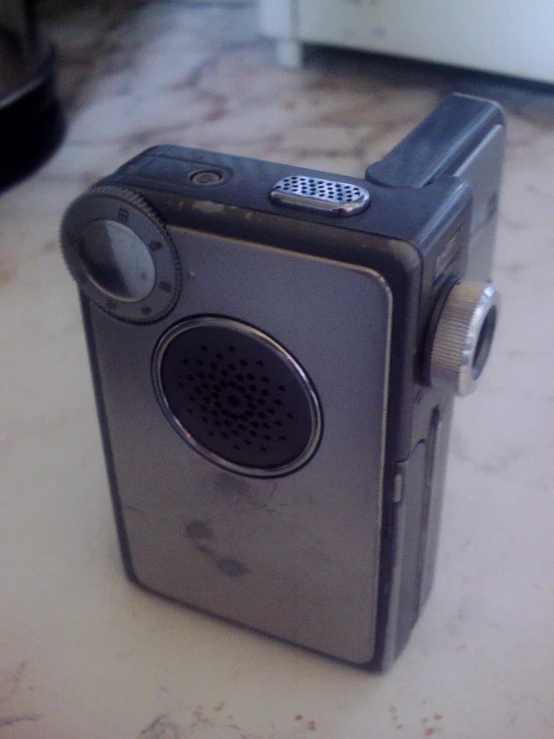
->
[0, 0, 64, 191]
[61, 94, 504, 670]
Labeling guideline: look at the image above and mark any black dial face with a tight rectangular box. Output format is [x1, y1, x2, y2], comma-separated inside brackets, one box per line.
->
[78, 220, 156, 302]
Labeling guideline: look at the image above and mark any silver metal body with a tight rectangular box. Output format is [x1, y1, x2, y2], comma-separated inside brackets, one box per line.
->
[62, 94, 506, 669]
[92, 229, 392, 663]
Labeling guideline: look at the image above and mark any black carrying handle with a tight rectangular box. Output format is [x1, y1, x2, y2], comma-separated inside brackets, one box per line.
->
[365, 93, 505, 189]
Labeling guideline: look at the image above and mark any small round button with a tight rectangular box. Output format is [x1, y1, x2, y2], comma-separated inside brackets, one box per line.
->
[78, 220, 156, 301]
[189, 169, 224, 186]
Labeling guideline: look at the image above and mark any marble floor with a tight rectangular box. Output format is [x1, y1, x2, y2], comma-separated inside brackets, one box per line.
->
[1, 1, 554, 737]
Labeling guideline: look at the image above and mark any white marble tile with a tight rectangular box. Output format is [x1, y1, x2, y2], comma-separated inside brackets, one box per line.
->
[1, 1, 554, 737]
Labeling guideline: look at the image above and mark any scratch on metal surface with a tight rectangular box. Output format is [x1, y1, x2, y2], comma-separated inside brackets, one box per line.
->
[139, 713, 179, 739]
[191, 201, 227, 215]
[0, 714, 43, 728]
[0, 661, 27, 704]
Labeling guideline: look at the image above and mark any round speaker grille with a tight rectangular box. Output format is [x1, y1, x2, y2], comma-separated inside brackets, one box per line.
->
[153, 317, 322, 477]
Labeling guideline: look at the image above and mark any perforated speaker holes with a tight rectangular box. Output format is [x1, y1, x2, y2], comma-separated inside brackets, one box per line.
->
[269, 175, 370, 216]
[277, 176, 362, 203]
[153, 317, 322, 477]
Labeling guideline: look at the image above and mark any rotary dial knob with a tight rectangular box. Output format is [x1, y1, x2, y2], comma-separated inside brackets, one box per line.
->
[61, 185, 181, 323]
[428, 280, 499, 396]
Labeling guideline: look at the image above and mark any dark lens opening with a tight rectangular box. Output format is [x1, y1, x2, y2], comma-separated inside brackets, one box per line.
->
[472, 305, 497, 380]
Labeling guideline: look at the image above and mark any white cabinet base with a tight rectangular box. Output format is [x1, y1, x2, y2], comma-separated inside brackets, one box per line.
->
[276, 38, 303, 69]
[260, 0, 554, 84]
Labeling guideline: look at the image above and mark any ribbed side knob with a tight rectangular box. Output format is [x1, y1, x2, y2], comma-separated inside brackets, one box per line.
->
[429, 281, 499, 396]
[61, 185, 181, 323]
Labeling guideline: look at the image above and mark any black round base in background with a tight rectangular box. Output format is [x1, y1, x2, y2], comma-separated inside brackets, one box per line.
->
[0, 44, 64, 192]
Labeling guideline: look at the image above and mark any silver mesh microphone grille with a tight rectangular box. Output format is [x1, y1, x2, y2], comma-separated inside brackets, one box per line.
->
[270, 176, 370, 216]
